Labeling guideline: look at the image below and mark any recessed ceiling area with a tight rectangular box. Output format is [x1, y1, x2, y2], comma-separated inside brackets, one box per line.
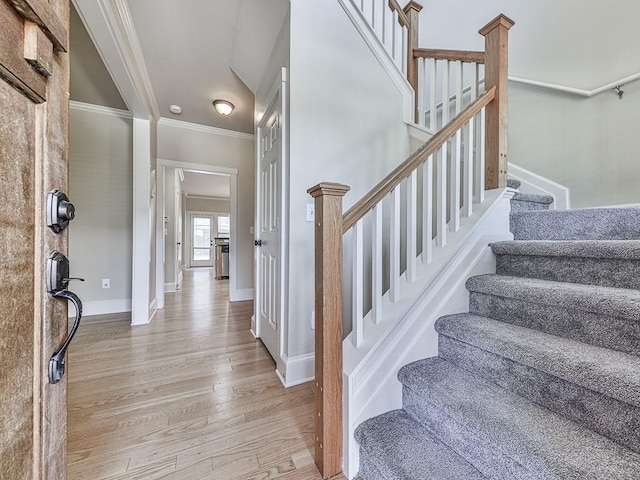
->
[181, 171, 230, 199]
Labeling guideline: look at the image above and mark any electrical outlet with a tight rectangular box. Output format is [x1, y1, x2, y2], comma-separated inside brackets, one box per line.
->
[102, 278, 110, 289]
[311, 310, 315, 330]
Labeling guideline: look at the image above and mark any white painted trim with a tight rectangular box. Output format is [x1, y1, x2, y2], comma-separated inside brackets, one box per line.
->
[72, 0, 160, 119]
[336, 0, 414, 121]
[177, 270, 183, 288]
[158, 117, 255, 141]
[131, 118, 152, 326]
[278, 353, 315, 388]
[149, 297, 158, 322]
[407, 122, 435, 144]
[164, 282, 177, 293]
[157, 158, 237, 176]
[156, 166, 166, 309]
[68, 298, 131, 317]
[184, 195, 230, 202]
[69, 100, 132, 119]
[231, 288, 254, 302]
[508, 163, 571, 210]
[509, 71, 640, 98]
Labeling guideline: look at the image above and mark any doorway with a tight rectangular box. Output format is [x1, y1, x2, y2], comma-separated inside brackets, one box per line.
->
[190, 214, 215, 267]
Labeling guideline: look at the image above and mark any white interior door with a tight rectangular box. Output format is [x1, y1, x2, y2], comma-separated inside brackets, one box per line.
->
[257, 107, 281, 361]
[190, 214, 214, 267]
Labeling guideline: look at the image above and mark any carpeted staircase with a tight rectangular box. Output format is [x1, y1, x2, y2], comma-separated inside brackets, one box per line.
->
[355, 186, 640, 479]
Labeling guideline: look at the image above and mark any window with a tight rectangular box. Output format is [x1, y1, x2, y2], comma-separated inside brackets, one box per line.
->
[217, 215, 230, 237]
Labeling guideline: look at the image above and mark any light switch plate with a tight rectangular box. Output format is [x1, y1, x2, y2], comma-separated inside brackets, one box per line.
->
[250, 226, 255, 235]
[306, 204, 315, 222]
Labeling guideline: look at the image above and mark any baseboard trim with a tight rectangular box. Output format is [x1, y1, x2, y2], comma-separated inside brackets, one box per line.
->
[279, 353, 314, 387]
[164, 282, 176, 293]
[68, 298, 132, 318]
[230, 288, 254, 302]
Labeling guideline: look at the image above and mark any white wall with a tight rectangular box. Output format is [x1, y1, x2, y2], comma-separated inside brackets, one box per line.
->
[286, 0, 410, 359]
[157, 124, 255, 291]
[509, 81, 640, 208]
[69, 106, 133, 315]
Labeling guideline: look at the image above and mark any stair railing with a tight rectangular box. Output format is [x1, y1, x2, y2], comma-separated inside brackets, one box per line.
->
[307, 13, 513, 479]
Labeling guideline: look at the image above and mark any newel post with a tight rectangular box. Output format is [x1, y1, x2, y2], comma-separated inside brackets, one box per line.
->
[404, 1, 423, 123]
[307, 182, 350, 479]
[479, 14, 515, 189]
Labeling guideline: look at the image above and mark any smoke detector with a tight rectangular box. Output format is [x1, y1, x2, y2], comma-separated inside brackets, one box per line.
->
[169, 104, 182, 115]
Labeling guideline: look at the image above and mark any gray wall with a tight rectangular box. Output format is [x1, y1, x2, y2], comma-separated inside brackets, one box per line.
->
[185, 197, 230, 213]
[69, 107, 133, 312]
[509, 81, 640, 208]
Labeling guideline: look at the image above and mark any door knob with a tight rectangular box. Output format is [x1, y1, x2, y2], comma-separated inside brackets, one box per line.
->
[254, 239, 262, 247]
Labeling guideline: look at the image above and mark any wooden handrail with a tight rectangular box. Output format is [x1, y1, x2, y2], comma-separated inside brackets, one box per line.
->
[388, 0, 410, 27]
[414, 48, 485, 64]
[342, 86, 496, 233]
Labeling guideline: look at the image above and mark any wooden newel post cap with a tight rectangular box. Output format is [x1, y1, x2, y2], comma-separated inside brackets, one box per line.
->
[307, 183, 350, 198]
[403, 1, 423, 14]
[478, 13, 515, 36]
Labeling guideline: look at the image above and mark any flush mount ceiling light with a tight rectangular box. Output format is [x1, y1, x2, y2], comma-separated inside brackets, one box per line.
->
[212, 99, 234, 116]
[169, 104, 182, 114]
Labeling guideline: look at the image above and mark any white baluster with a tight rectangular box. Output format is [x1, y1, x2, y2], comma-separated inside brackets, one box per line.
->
[383, 6, 393, 57]
[362, 0, 373, 27]
[455, 61, 463, 115]
[436, 144, 447, 247]
[402, 26, 408, 76]
[407, 170, 417, 282]
[390, 186, 401, 302]
[372, 0, 383, 39]
[352, 219, 364, 347]
[471, 62, 478, 101]
[463, 117, 475, 217]
[441, 60, 450, 129]
[451, 126, 462, 232]
[477, 107, 486, 204]
[417, 57, 425, 128]
[429, 59, 437, 131]
[422, 155, 434, 263]
[372, 203, 383, 324]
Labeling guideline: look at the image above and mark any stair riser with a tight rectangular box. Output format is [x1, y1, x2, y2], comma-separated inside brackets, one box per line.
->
[510, 208, 640, 241]
[469, 292, 640, 356]
[402, 387, 541, 480]
[495, 255, 640, 290]
[510, 200, 551, 212]
[438, 336, 640, 453]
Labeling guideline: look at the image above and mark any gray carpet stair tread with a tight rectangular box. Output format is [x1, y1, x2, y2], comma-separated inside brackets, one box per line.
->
[511, 192, 554, 204]
[507, 178, 521, 189]
[466, 274, 640, 321]
[355, 410, 486, 480]
[399, 358, 640, 478]
[510, 207, 640, 240]
[435, 313, 640, 407]
[490, 239, 640, 259]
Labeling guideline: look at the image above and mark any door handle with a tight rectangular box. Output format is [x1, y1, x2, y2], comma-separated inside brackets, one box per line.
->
[254, 239, 262, 247]
[46, 252, 84, 384]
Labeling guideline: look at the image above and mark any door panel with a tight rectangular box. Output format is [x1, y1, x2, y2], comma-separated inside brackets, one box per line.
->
[257, 107, 280, 361]
[0, 0, 69, 477]
[190, 214, 214, 267]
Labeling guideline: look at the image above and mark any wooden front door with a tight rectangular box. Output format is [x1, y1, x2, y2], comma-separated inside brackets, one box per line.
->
[0, 0, 70, 478]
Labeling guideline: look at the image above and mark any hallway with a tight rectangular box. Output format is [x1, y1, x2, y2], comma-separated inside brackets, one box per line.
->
[67, 268, 326, 479]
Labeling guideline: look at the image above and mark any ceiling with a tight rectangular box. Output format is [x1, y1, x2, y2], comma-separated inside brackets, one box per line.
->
[71, 0, 288, 133]
[420, 0, 640, 91]
[181, 171, 230, 198]
[71, 0, 639, 130]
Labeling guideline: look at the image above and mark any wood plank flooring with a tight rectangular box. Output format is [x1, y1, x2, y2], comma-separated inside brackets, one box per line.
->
[68, 268, 348, 480]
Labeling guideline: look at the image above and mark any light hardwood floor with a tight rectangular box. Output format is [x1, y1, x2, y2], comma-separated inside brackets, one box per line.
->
[68, 268, 348, 480]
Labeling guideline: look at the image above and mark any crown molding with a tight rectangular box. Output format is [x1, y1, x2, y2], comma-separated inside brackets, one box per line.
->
[158, 117, 255, 141]
[69, 100, 132, 119]
[184, 195, 231, 201]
